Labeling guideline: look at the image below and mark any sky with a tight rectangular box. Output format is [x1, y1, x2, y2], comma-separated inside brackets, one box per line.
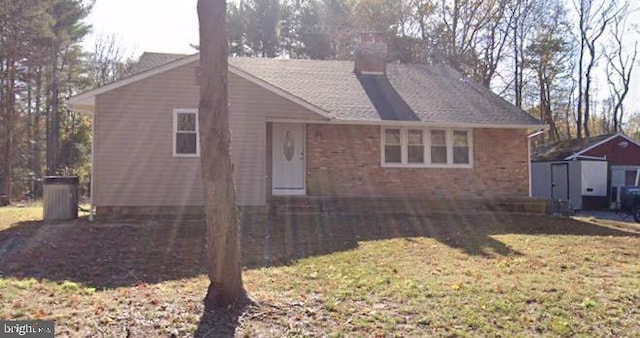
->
[83, 0, 200, 56]
[82, 0, 640, 115]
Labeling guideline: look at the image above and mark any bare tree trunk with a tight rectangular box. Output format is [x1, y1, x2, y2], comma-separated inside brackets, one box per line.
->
[577, 35, 584, 138]
[27, 67, 34, 179]
[584, 59, 592, 137]
[577, 0, 620, 137]
[606, 11, 637, 133]
[197, 0, 245, 308]
[34, 68, 43, 180]
[566, 79, 576, 139]
[513, 23, 522, 108]
[4, 42, 17, 199]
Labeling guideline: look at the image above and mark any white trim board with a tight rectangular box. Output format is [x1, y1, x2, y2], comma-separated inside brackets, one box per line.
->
[379, 126, 474, 169]
[172, 108, 200, 157]
[266, 118, 542, 130]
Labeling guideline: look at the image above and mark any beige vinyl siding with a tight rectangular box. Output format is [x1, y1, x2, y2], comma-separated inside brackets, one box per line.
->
[228, 71, 325, 205]
[94, 61, 324, 207]
[94, 62, 202, 207]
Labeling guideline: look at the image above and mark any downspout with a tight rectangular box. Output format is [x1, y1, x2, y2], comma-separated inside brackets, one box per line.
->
[89, 110, 95, 222]
[528, 130, 545, 197]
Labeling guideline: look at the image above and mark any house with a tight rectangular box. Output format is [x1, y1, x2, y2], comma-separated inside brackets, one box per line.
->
[69, 35, 543, 217]
[531, 133, 640, 210]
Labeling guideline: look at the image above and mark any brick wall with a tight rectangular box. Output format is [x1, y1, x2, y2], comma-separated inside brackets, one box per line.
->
[306, 124, 529, 199]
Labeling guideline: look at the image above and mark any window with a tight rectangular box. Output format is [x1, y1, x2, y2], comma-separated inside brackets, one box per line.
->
[453, 130, 470, 164]
[384, 129, 401, 163]
[430, 130, 447, 164]
[173, 109, 199, 156]
[408, 129, 424, 163]
[625, 170, 639, 186]
[381, 127, 472, 167]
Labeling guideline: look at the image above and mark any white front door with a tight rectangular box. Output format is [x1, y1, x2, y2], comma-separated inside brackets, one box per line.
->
[272, 123, 306, 195]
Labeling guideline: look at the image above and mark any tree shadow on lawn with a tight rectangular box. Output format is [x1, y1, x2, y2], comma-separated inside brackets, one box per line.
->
[0, 216, 209, 289]
[192, 301, 245, 338]
[259, 211, 640, 264]
[0, 212, 638, 291]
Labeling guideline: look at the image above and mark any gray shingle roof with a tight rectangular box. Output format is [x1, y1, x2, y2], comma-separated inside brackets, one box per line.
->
[130, 52, 194, 75]
[131, 53, 541, 126]
[229, 57, 540, 126]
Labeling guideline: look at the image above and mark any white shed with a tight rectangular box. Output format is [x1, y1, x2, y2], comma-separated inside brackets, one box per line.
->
[531, 160, 608, 211]
[531, 133, 640, 210]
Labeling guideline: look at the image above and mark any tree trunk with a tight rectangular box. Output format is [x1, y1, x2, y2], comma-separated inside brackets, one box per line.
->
[584, 57, 593, 137]
[513, 25, 522, 108]
[197, 0, 245, 308]
[47, 45, 60, 175]
[577, 40, 584, 139]
[4, 43, 17, 199]
[34, 68, 43, 182]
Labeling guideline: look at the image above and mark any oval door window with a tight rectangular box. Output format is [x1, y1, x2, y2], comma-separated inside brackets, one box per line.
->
[283, 130, 295, 161]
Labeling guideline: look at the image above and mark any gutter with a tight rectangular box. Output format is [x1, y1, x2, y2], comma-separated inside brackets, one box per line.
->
[571, 155, 607, 161]
[89, 112, 95, 221]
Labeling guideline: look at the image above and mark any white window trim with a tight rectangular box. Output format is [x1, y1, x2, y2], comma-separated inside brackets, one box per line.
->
[173, 108, 200, 157]
[380, 127, 473, 168]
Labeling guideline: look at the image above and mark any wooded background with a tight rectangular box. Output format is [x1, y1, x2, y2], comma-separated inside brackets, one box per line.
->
[1, 0, 638, 200]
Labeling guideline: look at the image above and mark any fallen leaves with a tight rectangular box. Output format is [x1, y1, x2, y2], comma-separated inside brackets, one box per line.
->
[0, 213, 639, 336]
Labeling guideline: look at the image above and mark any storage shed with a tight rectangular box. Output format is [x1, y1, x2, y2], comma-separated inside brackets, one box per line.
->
[531, 159, 607, 211]
[531, 133, 640, 211]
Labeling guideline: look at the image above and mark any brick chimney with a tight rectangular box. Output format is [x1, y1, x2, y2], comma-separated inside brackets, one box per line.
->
[354, 32, 387, 75]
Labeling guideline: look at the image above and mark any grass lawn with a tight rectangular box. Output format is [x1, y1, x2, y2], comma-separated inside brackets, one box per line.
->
[0, 206, 639, 337]
[0, 204, 43, 226]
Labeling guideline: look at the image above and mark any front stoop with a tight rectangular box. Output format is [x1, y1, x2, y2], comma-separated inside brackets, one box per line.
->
[269, 196, 326, 215]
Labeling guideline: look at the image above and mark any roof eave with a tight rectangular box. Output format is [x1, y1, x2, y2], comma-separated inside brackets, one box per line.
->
[331, 119, 545, 129]
[68, 100, 95, 113]
[564, 133, 638, 160]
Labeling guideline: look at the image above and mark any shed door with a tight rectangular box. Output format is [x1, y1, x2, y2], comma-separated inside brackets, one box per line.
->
[272, 123, 306, 196]
[551, 163, 569, 201]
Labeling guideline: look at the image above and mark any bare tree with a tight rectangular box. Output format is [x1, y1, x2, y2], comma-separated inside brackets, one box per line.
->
[89, 34, 134, 88]
[510, 0, 538, 108]
[604, 6, 637, 133]
[575, 0, 621, 138]
[197, 0, 246, 308]
[436, 0, 514, 87]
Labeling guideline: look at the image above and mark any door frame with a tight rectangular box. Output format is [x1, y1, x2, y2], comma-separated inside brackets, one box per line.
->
[271, 122, 306, 196]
